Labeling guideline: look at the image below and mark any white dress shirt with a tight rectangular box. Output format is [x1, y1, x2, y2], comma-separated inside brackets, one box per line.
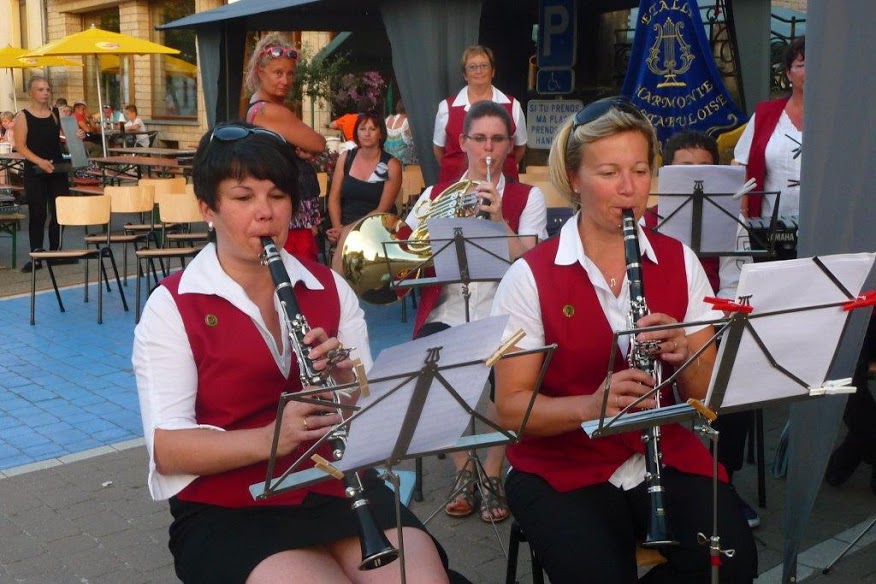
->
[132, 244, 372, 500]
[405, 173, 548, 327]
[734, 110, 802, 218]
[432, 86, 528, 148]
[491, 213, 723, 489]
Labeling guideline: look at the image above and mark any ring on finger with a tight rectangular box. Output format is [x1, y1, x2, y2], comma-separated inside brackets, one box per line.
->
[302, 416, 309, 431]
[672, 340, 678, 351]
[615, 395, 621, 408]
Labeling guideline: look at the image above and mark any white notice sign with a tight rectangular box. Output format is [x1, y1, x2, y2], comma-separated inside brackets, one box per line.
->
[526, 99, 583, 150]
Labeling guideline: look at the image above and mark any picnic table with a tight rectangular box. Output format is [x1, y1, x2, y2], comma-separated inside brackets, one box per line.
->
[90, 156, 191, 182]
[0, 152, 25, 174]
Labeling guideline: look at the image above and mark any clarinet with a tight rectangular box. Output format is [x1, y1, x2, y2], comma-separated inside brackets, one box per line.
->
[260, 238, 399, 570]
[621, 210, 679, 549]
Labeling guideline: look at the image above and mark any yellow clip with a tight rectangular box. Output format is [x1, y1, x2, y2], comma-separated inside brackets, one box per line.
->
[686, 398, 718, 422]
[485, 329, 526, 367]
[311, 454, 345, 480]
[353, 358, 369, 398]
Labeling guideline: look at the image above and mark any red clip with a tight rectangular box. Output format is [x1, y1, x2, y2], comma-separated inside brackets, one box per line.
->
[842, 290, 876, 311]
[704, 297, 754, 313]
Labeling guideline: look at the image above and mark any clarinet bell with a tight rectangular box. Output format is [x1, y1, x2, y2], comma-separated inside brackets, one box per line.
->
[643, 506, 679, 549]
[355, 499, 400, 570]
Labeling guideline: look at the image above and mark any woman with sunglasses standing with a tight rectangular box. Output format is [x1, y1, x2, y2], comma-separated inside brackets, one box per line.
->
[245, 33, 326, 262]
[133, 122, 451, 584]
[433, 45, 527, 183]
[490, 98, 757, 583]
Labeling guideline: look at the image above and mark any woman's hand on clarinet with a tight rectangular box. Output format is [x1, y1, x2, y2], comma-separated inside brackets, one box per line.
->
[303, 327, 356, 384]
[271, 395, 340, 457]
[636, 312, 689, 365]
[598, 368, 657, 416]
[475, 182, 503, 223]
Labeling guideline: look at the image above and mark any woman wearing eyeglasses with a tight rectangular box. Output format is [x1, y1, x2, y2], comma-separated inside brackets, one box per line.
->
[490, 98, 757, 582]
[133, 122, 451, 584]
[433, 45, 527, 183]
[245, 33, 326, 262]
[410, 101, 547, 523]
[733, 37, 805, 220]
[326, 112, 402, 245]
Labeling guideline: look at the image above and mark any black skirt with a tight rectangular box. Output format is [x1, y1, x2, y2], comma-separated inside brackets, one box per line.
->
[168, 472, 447, 583]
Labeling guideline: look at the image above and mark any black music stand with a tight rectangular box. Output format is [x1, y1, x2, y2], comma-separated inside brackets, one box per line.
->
[385, 218, 534, 502]
[653, 185, 781, 259]
[250, 316, 556, 583]
[582, 252, 876, 583]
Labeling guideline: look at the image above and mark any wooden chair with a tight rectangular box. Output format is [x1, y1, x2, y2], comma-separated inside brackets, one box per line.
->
[401, 164, 425, 214]
[505, 519, 667, 584]
[132, 177, 187, 245]
[83, 185, 154, 283]
[156, 191, 208, 248]
[29, 195, 129, 325]
[134, 192, 204, 322]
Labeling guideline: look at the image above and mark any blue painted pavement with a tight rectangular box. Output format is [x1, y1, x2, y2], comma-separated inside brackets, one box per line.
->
[0, 282, 415, 471]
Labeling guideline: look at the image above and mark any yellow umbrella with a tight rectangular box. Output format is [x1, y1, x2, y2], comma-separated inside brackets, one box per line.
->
[99, 54, 196, 78]
[0, 45, 83, 110]
[24, 25, 180, 155]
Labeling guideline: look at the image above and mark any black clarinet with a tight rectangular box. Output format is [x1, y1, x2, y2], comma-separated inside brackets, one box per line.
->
[621, 211, 679, 549]
[260, 237, 399, 570]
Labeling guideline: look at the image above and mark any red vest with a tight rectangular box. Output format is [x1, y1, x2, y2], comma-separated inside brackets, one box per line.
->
[163, 258, 346, 507]
[438, 97, 519, 182]
[745, 97, 789, 218]
[507, 231, 726, 492]
[644, 206, 719, 294]
[412, 180, 531, 337]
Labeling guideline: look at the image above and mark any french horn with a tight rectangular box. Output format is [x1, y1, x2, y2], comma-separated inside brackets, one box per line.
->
[340, 178, 483, 304]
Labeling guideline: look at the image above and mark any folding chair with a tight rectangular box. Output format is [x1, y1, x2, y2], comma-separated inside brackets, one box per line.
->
[84, 185, 154, 284]
[134, 192, 204, 322]
[29, 195, 129, 325]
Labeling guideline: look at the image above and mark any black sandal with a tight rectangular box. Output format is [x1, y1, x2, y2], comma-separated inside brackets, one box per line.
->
[445, 469, 478, 517]
[479, 476, 510, 523]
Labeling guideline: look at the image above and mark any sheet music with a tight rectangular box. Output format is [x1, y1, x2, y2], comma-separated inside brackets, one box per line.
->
[706, 252, 875, 409]
[428, 218, 511, 281]
[337, 315, 509, 470]
[657, 165, 745, 253]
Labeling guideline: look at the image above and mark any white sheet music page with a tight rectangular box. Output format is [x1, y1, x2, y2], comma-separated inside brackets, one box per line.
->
[337, 315, 509, 471]
[657, 165, 745, 253]
[706, 252, 875, 409]
[428, 218, 511, 282]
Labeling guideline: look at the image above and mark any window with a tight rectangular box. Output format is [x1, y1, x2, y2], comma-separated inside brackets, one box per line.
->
[151, 1, 197, 119]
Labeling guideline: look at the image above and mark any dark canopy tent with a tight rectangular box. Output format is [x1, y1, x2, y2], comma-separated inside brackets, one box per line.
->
[162, 0, 484, 183]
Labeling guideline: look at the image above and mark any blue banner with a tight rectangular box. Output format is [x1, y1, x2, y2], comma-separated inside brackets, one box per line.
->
[621, 0, 746, 145]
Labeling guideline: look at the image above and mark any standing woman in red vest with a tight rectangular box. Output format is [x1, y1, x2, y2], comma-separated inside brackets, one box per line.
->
[133, 123, 449, 583]
[733, 37, 805, 219]
[409, 101, 547, 522]
[432, 45, 527, 183]
[491, 98, 757, 582]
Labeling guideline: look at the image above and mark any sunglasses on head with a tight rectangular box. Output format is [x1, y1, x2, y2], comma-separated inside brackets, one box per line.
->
[209, 125, 287, 145]
[261, 46, 299, 61]
[572, 97, 645, 130]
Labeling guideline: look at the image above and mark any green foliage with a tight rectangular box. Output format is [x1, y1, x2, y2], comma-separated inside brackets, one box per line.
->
[291, 45, 350, 109]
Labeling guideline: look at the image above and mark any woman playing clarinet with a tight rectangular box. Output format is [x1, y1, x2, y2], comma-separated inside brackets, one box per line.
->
[491, 98, 757, 583]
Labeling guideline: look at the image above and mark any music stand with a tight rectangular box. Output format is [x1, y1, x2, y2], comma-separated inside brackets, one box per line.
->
[250, 316, 556, 583]
[654, 164, 782, 259]
[386, 217, 534, 502]
[582, 252, 876, 583]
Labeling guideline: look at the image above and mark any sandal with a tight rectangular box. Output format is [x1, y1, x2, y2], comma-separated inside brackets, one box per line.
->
[479, 476, 510, 523]
[445, 469, 479, 517]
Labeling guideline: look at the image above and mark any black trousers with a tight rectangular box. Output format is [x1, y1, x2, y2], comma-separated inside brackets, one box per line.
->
[841, 317, 876, 462]
[506, 468, 758, 584]
[22, 170, 69, 252]
[713, 411, 753, 478]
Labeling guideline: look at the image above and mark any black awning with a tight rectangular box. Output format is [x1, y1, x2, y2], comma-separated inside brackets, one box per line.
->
[160, 0, 381, 32]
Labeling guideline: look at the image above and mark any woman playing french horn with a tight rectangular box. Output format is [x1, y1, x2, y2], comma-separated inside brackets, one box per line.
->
[406, 100, 547, 522]
[133, 123, 449, 583]
[490, 98, 757, 583]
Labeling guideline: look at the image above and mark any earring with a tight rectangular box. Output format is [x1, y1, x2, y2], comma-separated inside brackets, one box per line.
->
[208, 221, 214, 231]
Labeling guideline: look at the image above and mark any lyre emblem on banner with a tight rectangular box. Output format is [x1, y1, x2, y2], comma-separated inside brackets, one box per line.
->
[646, 17, 694, 88]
